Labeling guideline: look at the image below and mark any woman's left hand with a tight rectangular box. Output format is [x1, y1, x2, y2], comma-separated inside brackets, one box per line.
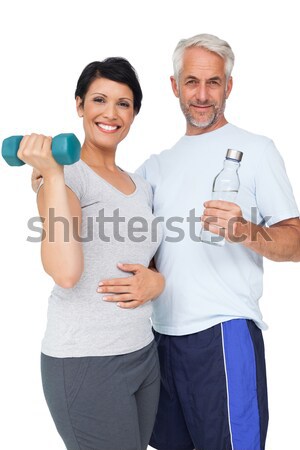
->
[31, 168, 43, 193]
[97, 263, 165, 309]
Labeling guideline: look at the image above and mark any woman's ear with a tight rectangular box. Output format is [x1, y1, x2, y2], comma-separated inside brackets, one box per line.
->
[76, 96, 84, 117]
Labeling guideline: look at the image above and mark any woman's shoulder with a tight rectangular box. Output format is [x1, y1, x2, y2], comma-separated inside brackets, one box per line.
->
[128, 171, 152, 191]
[63, 159, 86, 176]
[63, 160, 89, 201]
[129, 171, 153, 205]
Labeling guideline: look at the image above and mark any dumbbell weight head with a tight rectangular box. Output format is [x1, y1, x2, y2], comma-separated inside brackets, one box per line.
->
[2, 136, 24, 166]
[1, 133, 81, 166]
[51, 133, 81, 165]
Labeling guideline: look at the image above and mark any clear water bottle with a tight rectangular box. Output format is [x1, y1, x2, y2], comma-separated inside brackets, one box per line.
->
[200, 148, 243, 246]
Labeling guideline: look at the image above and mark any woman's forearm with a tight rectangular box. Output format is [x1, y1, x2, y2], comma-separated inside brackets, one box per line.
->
[39, 172, 83, 287]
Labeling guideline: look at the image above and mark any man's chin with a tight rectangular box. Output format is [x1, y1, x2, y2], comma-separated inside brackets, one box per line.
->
[189, 117, 215, 129]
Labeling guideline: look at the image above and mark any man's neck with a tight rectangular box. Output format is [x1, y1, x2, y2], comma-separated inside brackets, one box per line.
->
[185, 117, 228, 136]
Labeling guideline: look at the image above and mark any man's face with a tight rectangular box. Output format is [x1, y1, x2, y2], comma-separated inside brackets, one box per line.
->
[171, 46, 232, 135]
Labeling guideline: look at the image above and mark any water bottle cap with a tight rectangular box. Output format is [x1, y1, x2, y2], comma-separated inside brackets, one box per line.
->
[226, 149, 243, 162]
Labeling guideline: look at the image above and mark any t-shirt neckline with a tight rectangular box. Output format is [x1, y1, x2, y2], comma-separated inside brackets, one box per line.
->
[79, 159, 138, 198]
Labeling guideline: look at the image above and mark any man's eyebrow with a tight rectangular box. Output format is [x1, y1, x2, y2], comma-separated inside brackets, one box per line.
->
[208, 76, 222, 81]
[184, 75, 223, 81]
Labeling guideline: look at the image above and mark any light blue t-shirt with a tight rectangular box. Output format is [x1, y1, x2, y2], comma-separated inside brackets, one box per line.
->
[136, 123, 299, 334]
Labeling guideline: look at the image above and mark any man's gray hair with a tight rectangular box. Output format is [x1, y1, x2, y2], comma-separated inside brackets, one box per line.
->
[173, 33, 235, 82]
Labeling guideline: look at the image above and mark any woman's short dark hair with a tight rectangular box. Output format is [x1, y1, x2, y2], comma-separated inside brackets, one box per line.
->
[75, 57, 143, 114]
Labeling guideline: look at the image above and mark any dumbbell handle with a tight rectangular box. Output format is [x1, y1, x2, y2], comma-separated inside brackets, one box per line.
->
[1, 133, 81, 166]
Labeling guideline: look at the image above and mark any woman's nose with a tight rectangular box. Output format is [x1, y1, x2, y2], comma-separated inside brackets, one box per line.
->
[103, 102, 117, 120]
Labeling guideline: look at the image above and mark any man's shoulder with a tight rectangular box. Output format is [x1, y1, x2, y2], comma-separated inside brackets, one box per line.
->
[135, 140, 182, 177]
[227, 123, 273, 145]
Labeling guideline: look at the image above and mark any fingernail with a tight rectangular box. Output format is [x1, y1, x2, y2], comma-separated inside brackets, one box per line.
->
[103, 296, 108, 301]
[117, 302, 121, 307]
[97, 288, 103, 293]
[98, 282, 103, 286]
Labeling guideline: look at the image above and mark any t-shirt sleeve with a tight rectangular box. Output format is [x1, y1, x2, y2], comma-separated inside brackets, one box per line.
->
[36, 162, 87, 202]
[255, 140, 299, 225]
[63, 163, 86, 200]
[135, 160, 155, 209]
[135, 155, 161, 187]
[135, 160, 147, 179]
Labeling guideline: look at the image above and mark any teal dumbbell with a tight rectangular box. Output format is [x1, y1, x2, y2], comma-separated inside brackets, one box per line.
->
[1, 133, 81, 166]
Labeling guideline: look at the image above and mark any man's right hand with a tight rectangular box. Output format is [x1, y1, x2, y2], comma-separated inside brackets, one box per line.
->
[31, 168, 43, 193]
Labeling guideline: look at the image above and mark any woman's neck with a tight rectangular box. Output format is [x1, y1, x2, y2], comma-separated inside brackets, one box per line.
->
[80, 141, 118, 171]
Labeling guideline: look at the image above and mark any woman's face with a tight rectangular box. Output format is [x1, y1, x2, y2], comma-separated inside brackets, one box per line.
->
[77, 77, 135, 150]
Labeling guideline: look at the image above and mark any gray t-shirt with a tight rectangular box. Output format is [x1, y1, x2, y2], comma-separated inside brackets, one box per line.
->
[40, 160, 162, 357]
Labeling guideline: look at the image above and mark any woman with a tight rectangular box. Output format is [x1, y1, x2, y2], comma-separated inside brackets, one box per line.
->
[19, 57, 164, 450]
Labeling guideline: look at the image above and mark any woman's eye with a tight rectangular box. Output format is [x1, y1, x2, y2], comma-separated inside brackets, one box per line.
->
[119, 101, 130, 108]
[94, 97, 105, 103]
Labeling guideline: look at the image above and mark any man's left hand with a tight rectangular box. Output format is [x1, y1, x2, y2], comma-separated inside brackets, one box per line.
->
[97, 263, 165, 309]
[202, 200, 249, 243]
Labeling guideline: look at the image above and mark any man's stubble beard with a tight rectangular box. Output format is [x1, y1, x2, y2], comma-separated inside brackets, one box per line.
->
[180, 94, 227, 130]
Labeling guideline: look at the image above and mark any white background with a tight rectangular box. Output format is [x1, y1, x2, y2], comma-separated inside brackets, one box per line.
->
[0, 1, 299, 449]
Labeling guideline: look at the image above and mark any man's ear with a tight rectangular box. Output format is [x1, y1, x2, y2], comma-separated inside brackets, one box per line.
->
[170, 76, 180, 98]
[225, 77, 233, 99]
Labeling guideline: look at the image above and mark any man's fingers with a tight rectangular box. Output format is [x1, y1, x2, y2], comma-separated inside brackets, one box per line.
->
[204, 200, 238, 210]
[203, 207, 230, 217]
[31, 168, 43, 180]
[202, 216, 228, 229]
[116, 300, 140, 309]
[97, 285, 131, 294]
[203, 220, 226, 235]
[98, 277, 132, 287]
[117, 263, 141, 273]
[102, 294, 134, 302]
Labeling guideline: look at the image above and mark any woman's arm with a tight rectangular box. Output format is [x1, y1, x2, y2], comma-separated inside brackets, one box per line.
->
[38, 178, 83, 288]
[18, 134, 84, 287]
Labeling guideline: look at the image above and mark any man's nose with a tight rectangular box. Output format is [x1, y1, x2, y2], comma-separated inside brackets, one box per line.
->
[195, 84, 209, 103]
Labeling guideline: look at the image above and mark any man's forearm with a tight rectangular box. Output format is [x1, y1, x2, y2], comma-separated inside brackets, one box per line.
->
[240, 219, 300, 262]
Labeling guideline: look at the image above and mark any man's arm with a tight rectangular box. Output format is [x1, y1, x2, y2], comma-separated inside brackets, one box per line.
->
[202, 200, 300, 262]
[97, 261, 165, 309]
[242, 217, 300, 262]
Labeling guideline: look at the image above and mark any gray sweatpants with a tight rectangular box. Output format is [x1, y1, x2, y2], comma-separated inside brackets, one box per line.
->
[41, 341, 160, 450]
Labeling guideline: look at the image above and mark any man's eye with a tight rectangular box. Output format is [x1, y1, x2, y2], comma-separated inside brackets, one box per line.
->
[186, 80, 197, 85]
[208, 80, 220, 86]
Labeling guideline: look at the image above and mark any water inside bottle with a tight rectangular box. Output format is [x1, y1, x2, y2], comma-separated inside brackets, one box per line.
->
[200, 190, 238, 246]
[212, 190, 238, 202]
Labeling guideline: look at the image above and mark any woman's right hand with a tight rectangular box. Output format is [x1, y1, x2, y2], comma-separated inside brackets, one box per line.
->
[17, 134, 63, 180]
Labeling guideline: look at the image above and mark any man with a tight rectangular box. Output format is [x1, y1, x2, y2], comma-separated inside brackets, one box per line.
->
[32, 34, 300, 450]
[136, 34, 300, 450]
[139, 35, 300, 450]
